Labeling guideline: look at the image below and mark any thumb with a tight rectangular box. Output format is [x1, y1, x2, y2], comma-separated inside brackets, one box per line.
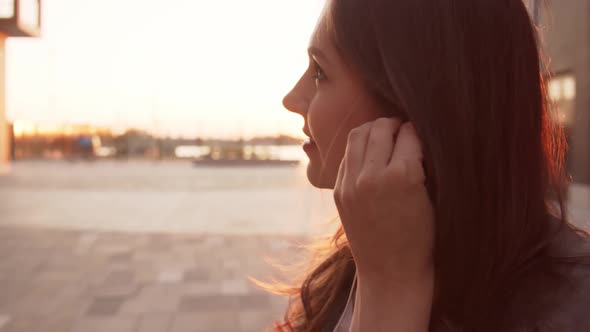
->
[391, 122, 423, 161]
[388, 122, 425, 184]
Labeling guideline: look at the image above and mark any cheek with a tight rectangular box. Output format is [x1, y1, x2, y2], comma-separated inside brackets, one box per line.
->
[308, 92, 382, 166]
[307, 96, 349, 162]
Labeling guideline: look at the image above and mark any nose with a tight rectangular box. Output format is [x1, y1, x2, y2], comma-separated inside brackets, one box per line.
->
[282, 80, 308, 117]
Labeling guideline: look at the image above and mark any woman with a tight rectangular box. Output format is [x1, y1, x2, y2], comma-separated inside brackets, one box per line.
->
[268, 0, 590, 331]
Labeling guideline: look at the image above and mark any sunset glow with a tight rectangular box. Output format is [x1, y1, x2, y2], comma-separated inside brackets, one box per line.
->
[6, 0, 325, 139]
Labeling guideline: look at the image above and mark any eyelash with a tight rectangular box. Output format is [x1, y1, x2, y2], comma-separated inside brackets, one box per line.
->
[311, 60, 326, 82]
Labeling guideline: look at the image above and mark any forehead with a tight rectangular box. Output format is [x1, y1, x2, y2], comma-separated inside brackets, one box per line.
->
[308, 14, 363, 81]
[308, 15, 348, 73]
[309, 14, 333, 54]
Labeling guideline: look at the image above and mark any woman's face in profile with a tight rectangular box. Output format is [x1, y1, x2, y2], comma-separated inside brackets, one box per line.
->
[283, 17, 385, 189]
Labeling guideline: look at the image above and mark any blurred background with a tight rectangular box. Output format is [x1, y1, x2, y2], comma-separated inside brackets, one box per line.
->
[0, 0, 588, 331]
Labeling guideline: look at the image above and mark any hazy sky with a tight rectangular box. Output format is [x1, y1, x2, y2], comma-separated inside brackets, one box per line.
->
[6, 0, 325, 138]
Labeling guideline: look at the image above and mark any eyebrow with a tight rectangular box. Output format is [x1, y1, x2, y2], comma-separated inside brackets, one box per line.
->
[307, 46, 328, 64]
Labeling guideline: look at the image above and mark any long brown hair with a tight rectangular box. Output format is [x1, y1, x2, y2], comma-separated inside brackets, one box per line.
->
[264, 0, 583, 330]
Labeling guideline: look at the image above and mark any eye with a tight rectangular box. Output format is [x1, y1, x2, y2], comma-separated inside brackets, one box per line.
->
[310, 59, 326, 83]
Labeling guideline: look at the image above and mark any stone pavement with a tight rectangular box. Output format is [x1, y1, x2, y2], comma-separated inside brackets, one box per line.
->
[0, 226, 307, 332]
[0, 162, 587, 332]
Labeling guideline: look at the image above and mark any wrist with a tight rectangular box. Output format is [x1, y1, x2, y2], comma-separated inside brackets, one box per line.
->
[355, 257, 434, 287]
[351, 269, 434, 332]
[357, 265, 434, 299]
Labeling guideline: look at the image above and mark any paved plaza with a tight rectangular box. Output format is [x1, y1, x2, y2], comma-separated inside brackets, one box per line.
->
[0, 225, 306, 332]
[0, 161, 333, 332]
[0, 161, 588, 332]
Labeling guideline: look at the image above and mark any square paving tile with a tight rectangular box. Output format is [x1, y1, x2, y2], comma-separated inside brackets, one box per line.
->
[221, 278, 249, 295]
[238, 294, 271, 309]
[87, 296, 127, 316]
[171, 312, 239, 332]
[109, 252, 133, 263]
[183, 268, 209, 282]
[239, 310, 278, 332]
[181, 281, 220, 296]
[0, 315, 42, 332]
[157, 270, 184, 283]
[178, 295, 239, 312]
[90, 283, 140, 298]
[119, 285, 181, 314]
[0, 315, 11, 329]
[70, 316, 137, 332]
[104, 270, 135, 285]
[136, 313, 173, 332]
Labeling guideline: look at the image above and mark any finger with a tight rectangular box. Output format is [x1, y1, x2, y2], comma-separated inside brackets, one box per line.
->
[333, 157, 347, 211]
[388, 122, 425, 181]
[344, 122, 372, 181]
[362, 117, 402, 174]
[334, 156, 345, 194]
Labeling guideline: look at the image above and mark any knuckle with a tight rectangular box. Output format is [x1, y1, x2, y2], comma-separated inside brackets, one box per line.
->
[355, 173, 378, 192]
[333, 181, 343, 197]
[368, 135, 380, 147]
[333, 187, 339, 199]
[334, 184, 353, 205]
[378, 116, 402, 128]
[338, 191, 354, 207]
[370, 117, 402, 139]
[333, 189, 343, 206]
[372, 117, 386, 127]
[368, 120, 389, 144]
[360, 121, 374, 130]
[347, 128, 362, 141]
[388, 160, 408, 180]
[374, 117, 393, 128]
[349, 122, 372, 140]
[390, 117, 403, 127]
[388, 159, 426, 187]
[406, 160, 427, 185]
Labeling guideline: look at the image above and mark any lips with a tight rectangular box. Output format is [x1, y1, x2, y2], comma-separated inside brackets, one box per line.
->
[303, 139, 316, 152]
[303, 129, 313, 139]
[302, 129, 316, 153]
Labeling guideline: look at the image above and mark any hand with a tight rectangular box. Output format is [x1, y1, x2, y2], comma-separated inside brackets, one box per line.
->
[334, 118, 435, 283]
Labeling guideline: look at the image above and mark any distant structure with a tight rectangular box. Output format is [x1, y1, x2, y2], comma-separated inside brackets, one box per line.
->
[531, 0, 590, 186]
[12, 121, 110, 160]
[0, 0, 41, 172]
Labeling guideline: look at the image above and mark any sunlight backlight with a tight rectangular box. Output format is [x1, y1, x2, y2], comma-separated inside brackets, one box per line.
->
[6, 0, 325, 139]
[0, 0, 14, 18]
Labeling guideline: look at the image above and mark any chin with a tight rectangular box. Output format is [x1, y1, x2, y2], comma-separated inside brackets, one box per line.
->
[306, 161, 336, 189]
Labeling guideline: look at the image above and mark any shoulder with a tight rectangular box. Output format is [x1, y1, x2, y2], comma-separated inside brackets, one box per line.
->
[527, 264, 590, 331]
[521, 225, 590, 331]
[546, 228, 590, 330]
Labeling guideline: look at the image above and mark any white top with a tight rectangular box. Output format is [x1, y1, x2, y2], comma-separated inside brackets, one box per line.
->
[333, 272, 357, 332]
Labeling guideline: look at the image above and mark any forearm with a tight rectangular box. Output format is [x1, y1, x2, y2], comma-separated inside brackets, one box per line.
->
[350, 272, 434, 332]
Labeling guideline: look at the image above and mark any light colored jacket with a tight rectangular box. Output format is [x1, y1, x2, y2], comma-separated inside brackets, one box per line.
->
[333, 272, 357, 332]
